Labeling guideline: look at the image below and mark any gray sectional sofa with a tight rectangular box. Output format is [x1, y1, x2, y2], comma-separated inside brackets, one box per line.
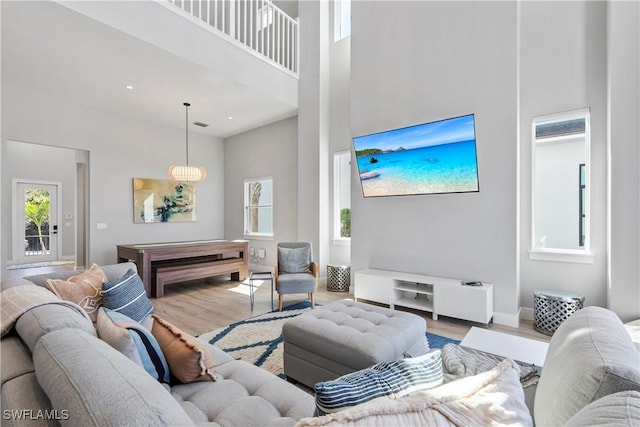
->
[292, 304, 640, 426]
[1, 263, 315, 427]
[2, 262, 639, 426]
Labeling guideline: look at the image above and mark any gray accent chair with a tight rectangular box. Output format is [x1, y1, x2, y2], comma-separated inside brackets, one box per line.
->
[274, 242, 318, 311]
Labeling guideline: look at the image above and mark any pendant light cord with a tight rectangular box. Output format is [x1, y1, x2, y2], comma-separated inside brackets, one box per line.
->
[184, 102, 190, 165]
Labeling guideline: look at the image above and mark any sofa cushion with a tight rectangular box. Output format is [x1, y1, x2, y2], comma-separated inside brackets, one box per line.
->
[534, 306, 640, 426]
[100, 262, 138, 281]
[151, 315, 218, 383]
[22, 271, 78, 288]
[15, 304, 96, 353]
[102, 269, 153, 323]
[1, 335, 35, 387]
[564, 390, 640, 426]
[1, 373, 56, 427]
[170, 358, 315, 426]
[96, 308, 170, 383]
[44, 264, 106, 322]
[297, 359, 532, 427]
[314, 350, 443, 415]
[33, 328, 194, 426]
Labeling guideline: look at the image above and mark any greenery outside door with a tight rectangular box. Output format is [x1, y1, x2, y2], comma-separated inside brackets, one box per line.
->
[15, 181, 59, 264]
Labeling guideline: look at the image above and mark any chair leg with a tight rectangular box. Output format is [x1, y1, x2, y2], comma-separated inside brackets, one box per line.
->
[278, 294, 283, 312]
[310, 293, 315, 309]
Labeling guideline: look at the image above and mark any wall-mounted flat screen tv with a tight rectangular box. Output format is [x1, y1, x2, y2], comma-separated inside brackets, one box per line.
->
[352, 114, 480, 198]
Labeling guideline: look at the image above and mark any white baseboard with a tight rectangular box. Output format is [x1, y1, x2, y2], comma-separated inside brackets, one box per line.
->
[492, 308, 521, 328]
[520, 307, 534, 321]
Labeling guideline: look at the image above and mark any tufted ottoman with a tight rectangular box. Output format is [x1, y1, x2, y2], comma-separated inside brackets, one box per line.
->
[282, 299, 428, 388]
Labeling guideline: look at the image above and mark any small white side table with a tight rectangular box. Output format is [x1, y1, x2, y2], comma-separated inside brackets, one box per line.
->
[249, 272, 274, 311]
[460, 327, 549, 367]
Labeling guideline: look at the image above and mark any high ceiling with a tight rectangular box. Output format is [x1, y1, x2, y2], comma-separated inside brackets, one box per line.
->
[1, 1, 299, 139]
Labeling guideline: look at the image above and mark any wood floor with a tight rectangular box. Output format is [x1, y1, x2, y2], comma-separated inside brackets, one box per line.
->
[6, 264, 550, 343]
[151, 275, 550, 344]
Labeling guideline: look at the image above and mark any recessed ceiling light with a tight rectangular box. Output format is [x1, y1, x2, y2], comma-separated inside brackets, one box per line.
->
[125, 84, 134, 90]
[228, 116, 233, 120]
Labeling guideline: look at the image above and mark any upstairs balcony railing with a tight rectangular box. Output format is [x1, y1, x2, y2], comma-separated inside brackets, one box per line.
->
[167, 0, 299, 76]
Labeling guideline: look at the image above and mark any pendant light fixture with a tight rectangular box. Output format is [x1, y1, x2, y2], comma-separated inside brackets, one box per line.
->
[168, 102, 207, 181]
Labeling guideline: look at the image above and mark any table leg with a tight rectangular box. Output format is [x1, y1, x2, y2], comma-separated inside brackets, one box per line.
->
[138, 253, 151, 297]
[249, 278, 254, 311]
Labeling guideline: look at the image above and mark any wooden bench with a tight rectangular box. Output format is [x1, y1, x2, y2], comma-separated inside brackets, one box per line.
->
[152, 257, 248, 298]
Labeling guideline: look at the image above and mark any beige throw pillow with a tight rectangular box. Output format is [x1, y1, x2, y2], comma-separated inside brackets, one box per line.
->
[150, 315, 217, 383]
[45, 264, 106, 322]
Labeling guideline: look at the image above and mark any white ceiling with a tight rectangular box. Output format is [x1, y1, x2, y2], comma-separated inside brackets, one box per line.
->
[1, 1, 299, 139]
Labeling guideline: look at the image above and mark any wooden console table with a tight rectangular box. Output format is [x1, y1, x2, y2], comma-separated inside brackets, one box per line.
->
[117, 239, 249, 296]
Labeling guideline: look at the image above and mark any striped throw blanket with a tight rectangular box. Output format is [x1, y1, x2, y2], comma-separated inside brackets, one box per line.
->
[441, 342, 539, 388]
[1, 284, 90, 337]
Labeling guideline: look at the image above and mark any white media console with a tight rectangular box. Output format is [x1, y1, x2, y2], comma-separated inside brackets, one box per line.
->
[354, 269, 494, 324]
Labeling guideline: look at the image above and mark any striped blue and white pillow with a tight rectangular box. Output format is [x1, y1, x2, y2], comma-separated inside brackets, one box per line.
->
[102, 269, 153, 323]
[314, 350, 443, 415]
[98, 308, 170, 384]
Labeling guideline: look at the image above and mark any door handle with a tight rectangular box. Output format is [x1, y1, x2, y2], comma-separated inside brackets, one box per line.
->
[52, 225, 58, 235]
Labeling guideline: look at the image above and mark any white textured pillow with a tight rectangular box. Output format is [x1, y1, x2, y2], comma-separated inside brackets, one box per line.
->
[297, 359, 532, 427]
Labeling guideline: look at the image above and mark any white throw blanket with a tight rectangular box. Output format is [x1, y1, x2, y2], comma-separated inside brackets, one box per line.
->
[1, 284, 91, 337]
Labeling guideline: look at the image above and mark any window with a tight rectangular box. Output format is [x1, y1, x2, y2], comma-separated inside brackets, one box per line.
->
[531, 108, 591, 262]
[334, 0, 351, 41]
[333, 151, 351, 242]
[244, 177, 273, 237]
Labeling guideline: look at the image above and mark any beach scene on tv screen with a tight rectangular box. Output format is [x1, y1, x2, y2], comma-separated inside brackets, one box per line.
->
[353, 114, 480, 197]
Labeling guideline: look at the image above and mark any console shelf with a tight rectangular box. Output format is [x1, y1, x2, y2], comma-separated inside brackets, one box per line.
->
[355, 269, 493, 324]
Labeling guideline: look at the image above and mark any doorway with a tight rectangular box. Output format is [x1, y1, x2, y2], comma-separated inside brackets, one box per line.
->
[14, 181, 60, 264]
[5, 141, 88, 274]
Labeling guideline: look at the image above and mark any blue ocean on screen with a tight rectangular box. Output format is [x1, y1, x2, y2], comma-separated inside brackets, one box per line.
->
[357, 140, 479, 197]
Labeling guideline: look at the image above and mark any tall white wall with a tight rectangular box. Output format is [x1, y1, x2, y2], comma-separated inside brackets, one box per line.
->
[1, 87, 224, 270]
[297, 0, 331, 275]
[328, 3, 351, 268]
[224, 117, 299, 270]
[519, 1, 608, 312]
[607, 0, 640, 322]
[351, 1, 520, 325]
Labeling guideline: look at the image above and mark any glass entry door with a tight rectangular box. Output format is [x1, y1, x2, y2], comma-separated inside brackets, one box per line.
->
[15, 182, 59, 264]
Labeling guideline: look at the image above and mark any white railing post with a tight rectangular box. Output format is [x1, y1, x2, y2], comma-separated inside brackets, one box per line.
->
[229, 0, 236, 39]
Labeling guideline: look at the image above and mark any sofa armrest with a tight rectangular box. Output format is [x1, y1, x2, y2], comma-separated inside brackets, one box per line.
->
[34, 328, 195, 426]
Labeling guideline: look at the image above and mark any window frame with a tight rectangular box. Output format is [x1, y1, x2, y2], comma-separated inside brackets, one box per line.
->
[243, 177, 274, 239]
[529, 108, 593, 264]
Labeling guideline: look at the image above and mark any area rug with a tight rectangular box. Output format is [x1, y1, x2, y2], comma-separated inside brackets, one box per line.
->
[198, 302, 460, 379]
